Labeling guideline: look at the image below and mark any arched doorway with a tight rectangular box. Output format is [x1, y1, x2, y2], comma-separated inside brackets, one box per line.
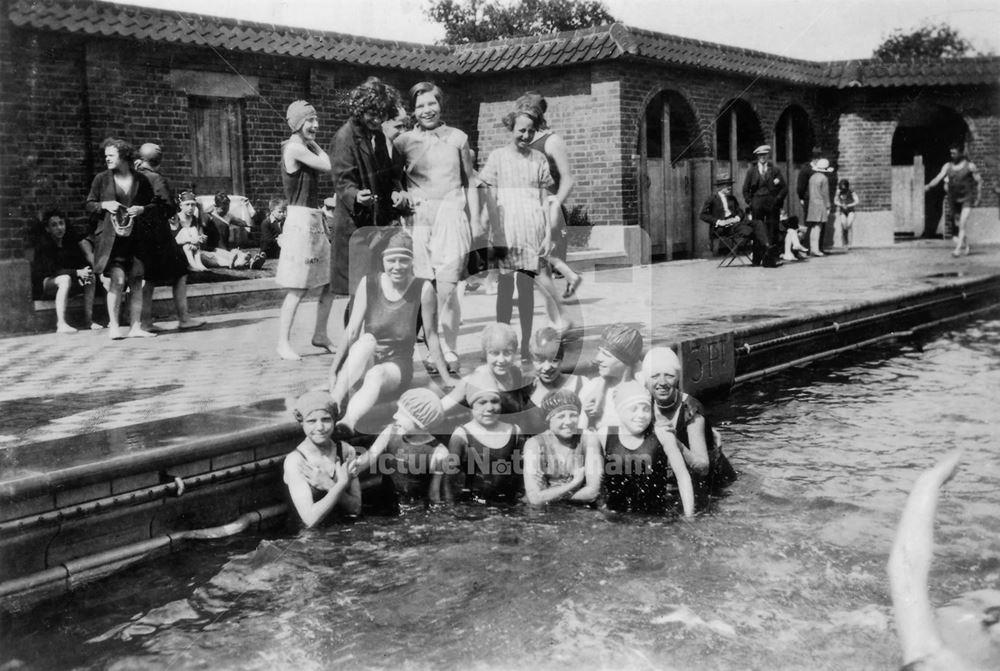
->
[775, 105, 814, 222]
[891, 104, 969, 238]
[638, 89, 701, 259]
[715, 99, 765, 204]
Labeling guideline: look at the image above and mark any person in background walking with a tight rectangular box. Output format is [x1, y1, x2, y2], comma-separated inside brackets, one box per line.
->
[925, 145, 982, 257]
[275, 100, 334, 361]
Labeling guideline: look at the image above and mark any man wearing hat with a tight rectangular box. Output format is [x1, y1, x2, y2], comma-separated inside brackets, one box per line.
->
[742, 144, 787, 263]
[700, 171, 776, 267]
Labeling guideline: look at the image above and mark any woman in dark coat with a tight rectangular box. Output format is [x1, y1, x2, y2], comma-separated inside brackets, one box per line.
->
[329, 77, 405, 299]
[85, 137, 165, 340]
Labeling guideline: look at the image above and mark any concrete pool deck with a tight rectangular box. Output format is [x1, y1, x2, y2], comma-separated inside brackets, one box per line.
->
[2, 240, 998, 449]
[2, 241, 1000, 606]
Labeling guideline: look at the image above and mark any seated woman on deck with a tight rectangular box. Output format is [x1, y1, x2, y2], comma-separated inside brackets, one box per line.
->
[328, 230, 456, 433]
[522, 390, 602, 505]
[283, 391, 361, 528]
[641, 347, 737, 497]
[596, 380, 693, 517]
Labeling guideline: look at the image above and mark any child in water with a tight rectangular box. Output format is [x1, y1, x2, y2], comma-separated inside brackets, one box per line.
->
[283, 390, 361, 528]
[522, 390, 602, 505]
[443, 322, 535, 429]
[597, 380, 693, 516]
[360, 388, 449, 504]
[446, 373, 524, 503]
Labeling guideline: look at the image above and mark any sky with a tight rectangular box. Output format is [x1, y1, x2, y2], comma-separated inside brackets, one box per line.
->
[114, 0, 999, 61]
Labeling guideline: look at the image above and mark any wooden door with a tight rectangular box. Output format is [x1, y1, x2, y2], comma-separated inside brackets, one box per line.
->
[666, 161, 692, 258]
[645, 158, 667, 255]
[892, 155, 924, 236]
[189, 97, 245, 195]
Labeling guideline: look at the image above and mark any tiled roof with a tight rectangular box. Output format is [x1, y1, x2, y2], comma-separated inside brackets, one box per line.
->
[8, 0, 457, 73]
[10, 0, 1000, 88]
[823, 57, 1000, 88]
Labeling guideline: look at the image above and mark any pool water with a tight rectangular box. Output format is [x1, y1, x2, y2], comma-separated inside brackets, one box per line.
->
[3, 316, 999, 670]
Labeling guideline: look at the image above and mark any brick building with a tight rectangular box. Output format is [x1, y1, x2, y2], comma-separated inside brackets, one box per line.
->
[1, 0, 997, 332]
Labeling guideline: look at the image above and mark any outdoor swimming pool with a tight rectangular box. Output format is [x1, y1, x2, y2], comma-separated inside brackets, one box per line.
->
[3, 314, 998, 670]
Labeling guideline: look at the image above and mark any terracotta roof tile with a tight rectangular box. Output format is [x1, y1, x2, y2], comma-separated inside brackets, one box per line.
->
[9, 1, 1000, 86]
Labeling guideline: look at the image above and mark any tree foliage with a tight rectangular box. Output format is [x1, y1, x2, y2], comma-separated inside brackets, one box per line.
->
[426, 0, 617, 45]
[873, 22, 979, 62]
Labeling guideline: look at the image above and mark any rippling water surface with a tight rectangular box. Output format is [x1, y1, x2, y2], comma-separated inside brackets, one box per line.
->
[4, 317, 999, 671]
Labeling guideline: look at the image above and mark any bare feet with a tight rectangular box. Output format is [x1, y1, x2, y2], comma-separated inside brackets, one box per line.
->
[178, 319, 206, 331]
[90, 322, 105, 331]
[140, 323, 164, 333]
[56, 323, 78, 334]
[563, 274, 582, 299]
[311, 337, 334, 353]
[109, 326, 125, 340]
[127, 327, 157, 338]
[277, 343, 301, 361]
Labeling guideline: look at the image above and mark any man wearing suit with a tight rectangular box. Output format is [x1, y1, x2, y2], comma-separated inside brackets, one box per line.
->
[701, 172, 779, 267]
[742, 144, 787, 255]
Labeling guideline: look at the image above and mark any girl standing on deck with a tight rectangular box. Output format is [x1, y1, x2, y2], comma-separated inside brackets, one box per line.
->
[275, 100, 334, 361]
[479, 105, 561, 360]
[833, 179, 859, 250]
[394, 82, 479, 375]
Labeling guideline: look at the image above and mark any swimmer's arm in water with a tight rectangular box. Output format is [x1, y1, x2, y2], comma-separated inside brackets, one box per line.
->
[353, 424, 399, 474]
[888, 450, 964, 669]
[675, 414, 711, 476]
[569, 431, 603, 503]
[659, 430, 694, 517]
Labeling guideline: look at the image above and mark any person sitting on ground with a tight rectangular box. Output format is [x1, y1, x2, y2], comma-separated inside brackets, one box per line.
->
[258, 196, 287, 259]
[522, 389, 602, 505]
[31, 208, 102, 333]
[445, 372, 525, 504]
[833, 179, 859, 250]
[358, 388, 449, 504]
[283, 390, 361, 528]
[526, 326, 587, 434]
[806, 158, 834, 256]
[597, 380, 693, 516]
[173, 192, 257, 270]
[700, 171, 778, 267]
[579, 323, 645, 430]
[889, 450, 1000, 671]
[328, 230, 456, 433]
[442, 322, 536, 429]
[641, 347, 737, 498]
[207, 190, 252, 250]
[779, 210, 810, 262]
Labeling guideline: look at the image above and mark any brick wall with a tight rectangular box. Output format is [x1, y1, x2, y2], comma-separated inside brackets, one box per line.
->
[1, 12, 998, 263]
[831, 86, 999, 212]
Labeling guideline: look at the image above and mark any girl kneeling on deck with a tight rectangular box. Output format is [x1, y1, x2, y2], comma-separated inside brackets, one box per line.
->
[283, 391, 361, 528]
